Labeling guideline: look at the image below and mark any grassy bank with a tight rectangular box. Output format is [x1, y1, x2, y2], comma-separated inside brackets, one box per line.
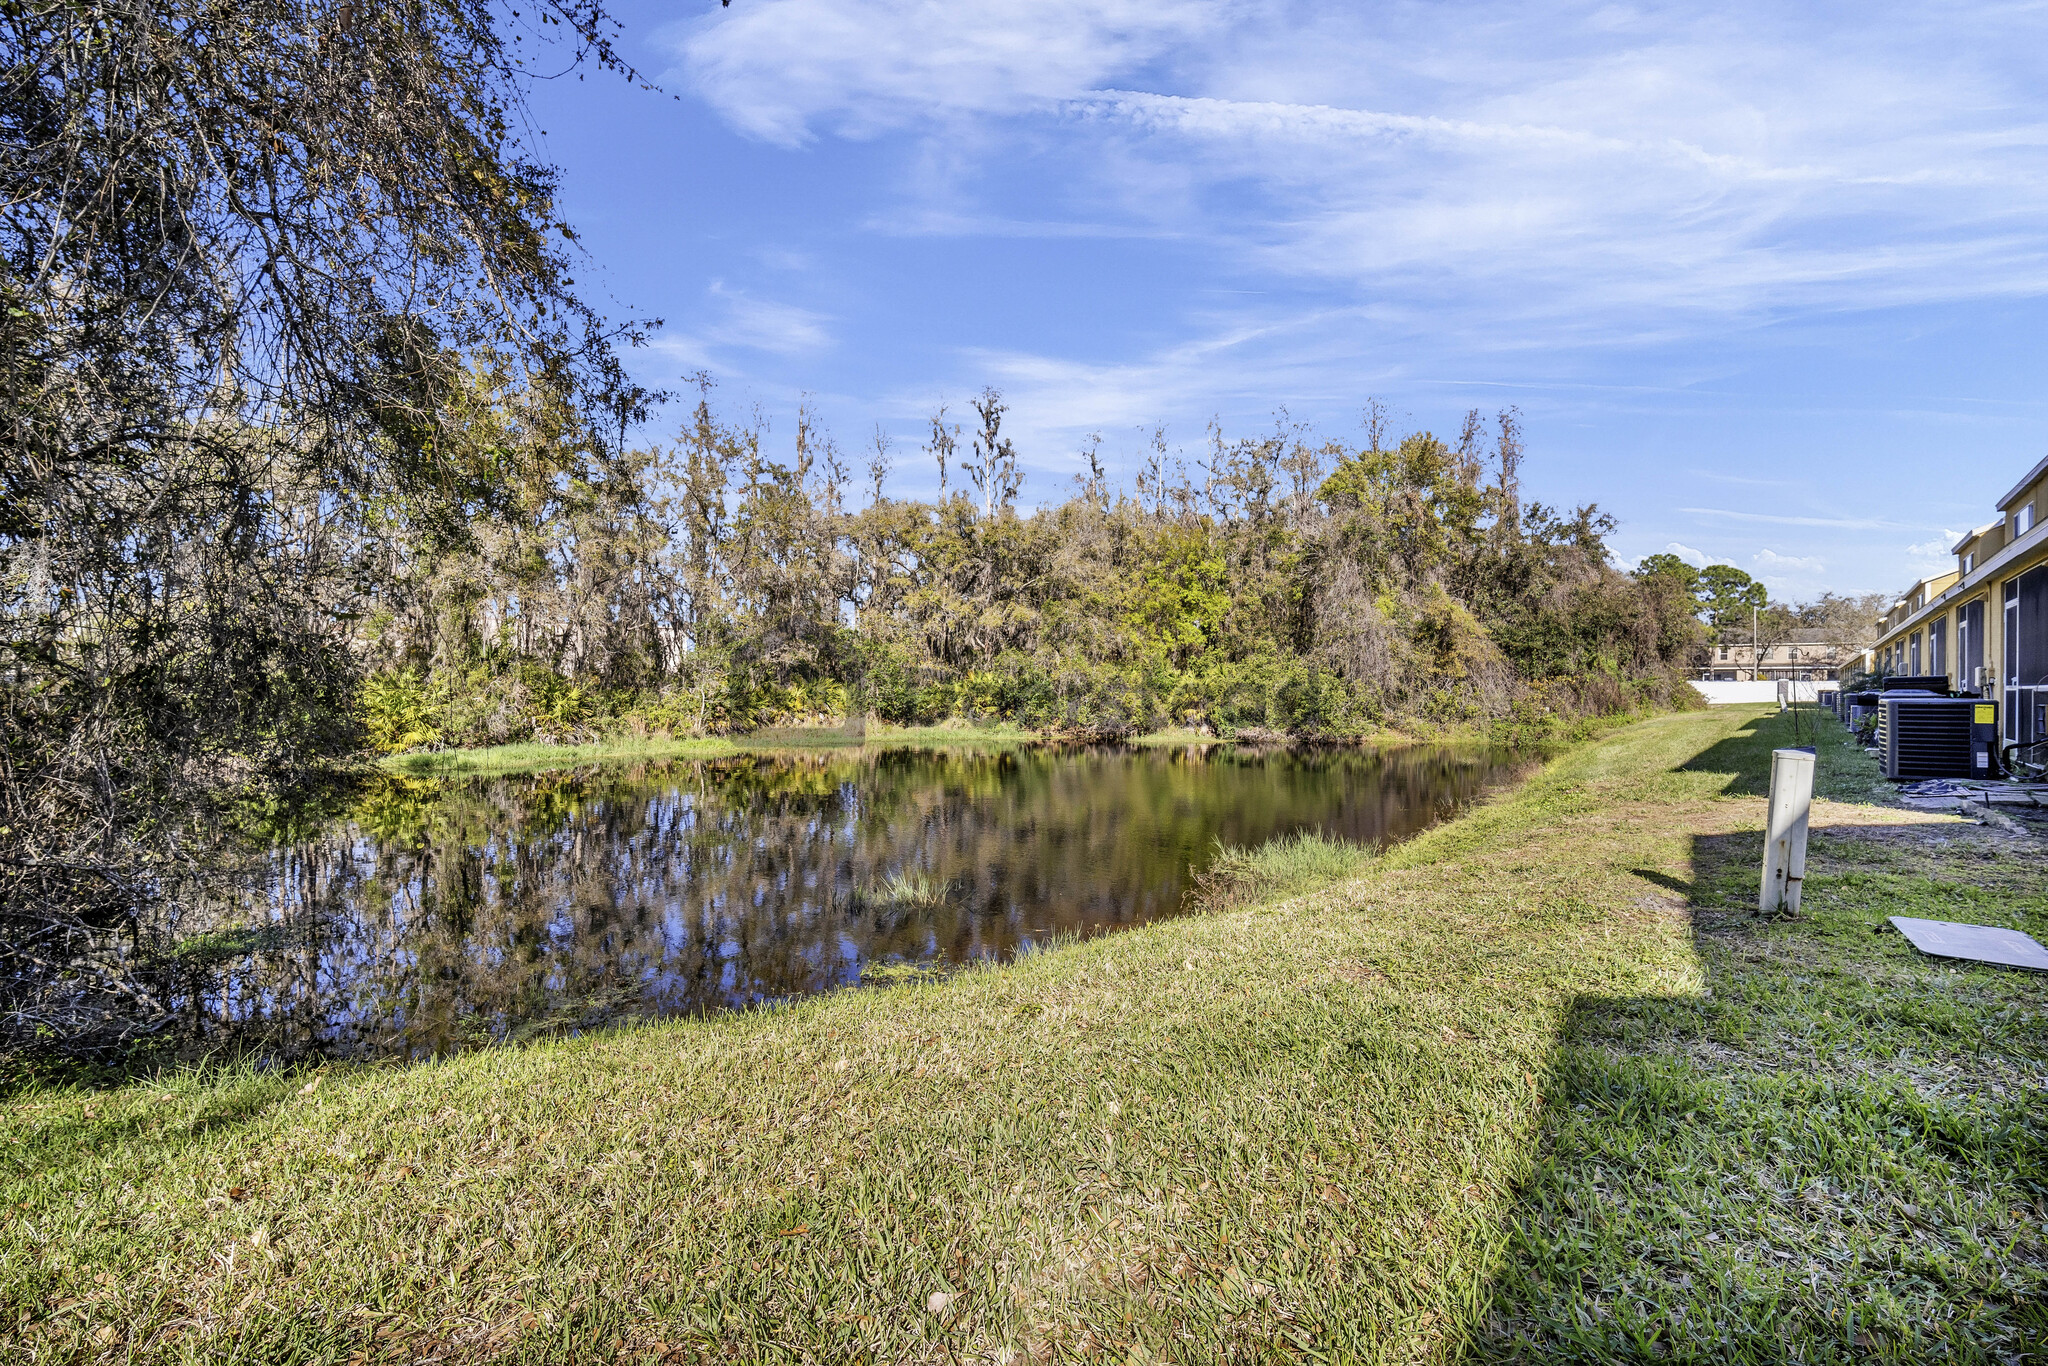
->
[7, 706, 2042, 1362]
[380, 722, 1035, 778]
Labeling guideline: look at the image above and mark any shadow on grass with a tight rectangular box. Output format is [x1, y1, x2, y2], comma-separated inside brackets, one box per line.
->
[9, 1068, 304, 1189]
[1676, 704, 1885, 803]
[1627, 867, 1694, 897]
[1473, 716, 2048, 1362]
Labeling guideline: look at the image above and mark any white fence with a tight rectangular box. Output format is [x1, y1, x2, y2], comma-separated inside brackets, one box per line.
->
[1689, 680, 1823, 705]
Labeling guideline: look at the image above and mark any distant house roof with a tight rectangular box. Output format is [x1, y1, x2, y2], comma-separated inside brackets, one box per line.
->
[1726, 629, 1851, 648]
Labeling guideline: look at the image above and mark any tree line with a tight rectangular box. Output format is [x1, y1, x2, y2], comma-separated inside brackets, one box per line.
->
[351, 374, 1711, 751]
[1634, 554, 1889, 662]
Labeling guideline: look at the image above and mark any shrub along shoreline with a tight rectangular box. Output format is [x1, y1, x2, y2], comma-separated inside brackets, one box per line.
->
[5, 705, 2042, 1361]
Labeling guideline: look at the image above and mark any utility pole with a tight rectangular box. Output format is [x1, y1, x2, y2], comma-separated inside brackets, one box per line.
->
[1752, 603, 1759, 681]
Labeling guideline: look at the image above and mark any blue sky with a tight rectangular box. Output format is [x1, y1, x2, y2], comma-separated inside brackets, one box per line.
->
[523, 0, 2048, 602]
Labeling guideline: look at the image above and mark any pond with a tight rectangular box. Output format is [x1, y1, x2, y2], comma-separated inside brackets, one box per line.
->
[191, 742, 1525, 1060]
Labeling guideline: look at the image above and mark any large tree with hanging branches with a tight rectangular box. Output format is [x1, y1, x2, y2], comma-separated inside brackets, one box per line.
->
[0, 0, 663, 1057]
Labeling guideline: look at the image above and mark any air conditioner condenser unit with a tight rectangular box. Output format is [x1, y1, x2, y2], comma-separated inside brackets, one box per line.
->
[1880, 696, 1999, 781]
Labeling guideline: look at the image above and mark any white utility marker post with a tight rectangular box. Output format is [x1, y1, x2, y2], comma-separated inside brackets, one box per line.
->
[1760, 747, 1815, 915]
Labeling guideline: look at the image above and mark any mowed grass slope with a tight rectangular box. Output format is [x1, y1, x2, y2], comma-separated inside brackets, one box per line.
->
[4, 707, 2043, 1363]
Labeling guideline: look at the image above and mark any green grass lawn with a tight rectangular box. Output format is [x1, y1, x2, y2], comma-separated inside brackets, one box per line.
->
[1483, 709, 2047, 1362]
[6, 706, 2042, 1362]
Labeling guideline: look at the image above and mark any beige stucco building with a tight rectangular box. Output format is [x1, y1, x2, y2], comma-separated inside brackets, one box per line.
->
[1701, 630, 1856, 682]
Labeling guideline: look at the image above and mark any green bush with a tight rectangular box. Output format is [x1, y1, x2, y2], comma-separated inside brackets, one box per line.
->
[359, 668, 442, 753]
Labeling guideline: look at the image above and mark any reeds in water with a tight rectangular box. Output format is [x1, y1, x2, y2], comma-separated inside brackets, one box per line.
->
[1190, 830, 1376, 911]
[865, 871, 950, 908]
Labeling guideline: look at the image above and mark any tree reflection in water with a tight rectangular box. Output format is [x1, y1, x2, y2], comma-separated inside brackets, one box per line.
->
[192, 743, 1523, 1059]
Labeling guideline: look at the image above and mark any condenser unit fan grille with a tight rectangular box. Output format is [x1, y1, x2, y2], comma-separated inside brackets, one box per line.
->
[1882, 698, 1986, 780]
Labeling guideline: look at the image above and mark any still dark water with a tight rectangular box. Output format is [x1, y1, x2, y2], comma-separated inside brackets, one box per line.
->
[208, 743, 1522, 1059]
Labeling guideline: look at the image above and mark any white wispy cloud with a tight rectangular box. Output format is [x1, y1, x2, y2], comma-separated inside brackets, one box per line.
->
[649, 284, 836, 372]
[669, 0, 2048, 325]
[713, 288, 834, 355]
[1905, 530, 1966, 564]
[1688, 469, 1799, 488]
[1753, 549, 1825, 574]
[673, 0, 1222, 146]
[1679, 507, 1912, 530]
[1665, 541, 1733, 569]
